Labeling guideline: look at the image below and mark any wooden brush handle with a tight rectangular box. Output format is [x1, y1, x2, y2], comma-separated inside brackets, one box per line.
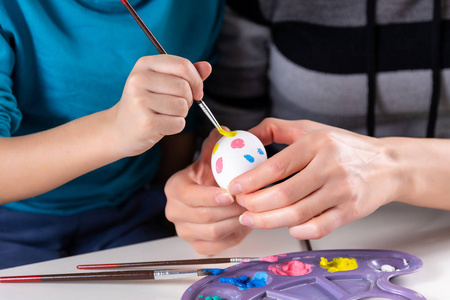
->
[0, 270, 155, 283]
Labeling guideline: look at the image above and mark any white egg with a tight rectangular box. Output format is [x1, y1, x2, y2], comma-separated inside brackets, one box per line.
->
[211, 130, 267, 189]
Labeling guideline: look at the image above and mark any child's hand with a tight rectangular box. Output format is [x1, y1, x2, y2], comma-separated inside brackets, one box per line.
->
[229, 118, 406, 240]
[165, 129, 252, 255]
[109, 55, 211, 157]
[0, 55, 212, 202]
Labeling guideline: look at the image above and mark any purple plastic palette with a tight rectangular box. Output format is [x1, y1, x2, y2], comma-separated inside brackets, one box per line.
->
[182, 249, 424, 300]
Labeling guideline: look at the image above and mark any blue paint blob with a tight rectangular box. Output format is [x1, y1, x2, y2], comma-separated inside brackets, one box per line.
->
[205, 297, 222, 300]
[244, 154, 255, 163]
[257, 148, 264, 155]
[203, 268, 226, 276]
[219, 272, 268, 290]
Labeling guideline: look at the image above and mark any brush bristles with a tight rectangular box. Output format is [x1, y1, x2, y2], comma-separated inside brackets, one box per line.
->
[199, 269, 226, 276]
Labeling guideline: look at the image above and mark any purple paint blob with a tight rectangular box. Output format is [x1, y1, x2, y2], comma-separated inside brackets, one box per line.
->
[219, 272, 268, 290]
[244, 154, 255, 163]
[215, 157, 223, 174]
[231, 138, 245, 149]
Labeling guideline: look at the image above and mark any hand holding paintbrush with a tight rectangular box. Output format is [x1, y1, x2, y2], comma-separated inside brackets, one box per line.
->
[120, 0, 236, 138]
[100, 0, 219, 158]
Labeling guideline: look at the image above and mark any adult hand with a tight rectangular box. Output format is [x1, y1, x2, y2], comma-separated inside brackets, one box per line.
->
[109, 55, 212, 158]
[229, 118, 408, 240]
[165, 129, 252, 255]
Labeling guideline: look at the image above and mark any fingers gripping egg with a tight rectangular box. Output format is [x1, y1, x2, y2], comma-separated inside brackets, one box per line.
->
[211, 130, 267, 190]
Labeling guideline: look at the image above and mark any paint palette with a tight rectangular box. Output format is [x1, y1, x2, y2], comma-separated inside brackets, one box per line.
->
[181, 250, 424, 300]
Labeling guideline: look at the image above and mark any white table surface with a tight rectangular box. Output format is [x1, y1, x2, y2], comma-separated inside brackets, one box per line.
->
[1, 202, 448, 299]
[310, 202, 450, 300]
[0, 228, 305, 300]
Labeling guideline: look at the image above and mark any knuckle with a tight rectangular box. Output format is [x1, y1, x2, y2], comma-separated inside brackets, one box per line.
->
[273, 185, 293, 206]
[240, 197, 260, 214]
[164, 206, 176, 222]
[175, 97, 189, 117]
[139, 113, 155, 130]
[172, 117, 186, 134]
[254, 215, 270, 229]
[126, 72, 143, 89]
[136, 56, 148, 66]
[307, 223, 330, 240]
[300, 119, 314, 126]
[178, 79, 191, 94]
[311, 129, 336, 148]
[164, 177, 176, 197]
[208, 224, 226, 241]
[175, 227, 193, 243]
[290, 208, 307, 225]
[177, 58, 194, 74]
[240, 197, 253, 211]
[226, 229, 251, 246]
[192, 243, 210, 255]
[192, 241, 221, 256]
[131, 95, 146, 108]
[193, 206, 210, 222]
[267, 159, 289, 179]
[262, 117, 276, 126]
[334, 176, 359, 208]
[172, 79, 191, 100]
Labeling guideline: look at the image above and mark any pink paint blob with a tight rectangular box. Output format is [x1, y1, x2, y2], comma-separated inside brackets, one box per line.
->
[260, 254, 287, 263]
[261, 256, 280, 263]
[216, 157, 223, 174]
[268, 260, 313, 276]
[231, 138, 245, 149]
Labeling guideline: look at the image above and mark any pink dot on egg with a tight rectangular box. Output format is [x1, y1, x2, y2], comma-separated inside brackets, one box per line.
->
[231, 138, 245, 149]
[216, 157, 223, 174]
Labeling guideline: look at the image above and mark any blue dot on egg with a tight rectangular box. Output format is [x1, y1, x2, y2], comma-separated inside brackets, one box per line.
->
[244, 154, 255, 163]
[257, 148, 264, 155]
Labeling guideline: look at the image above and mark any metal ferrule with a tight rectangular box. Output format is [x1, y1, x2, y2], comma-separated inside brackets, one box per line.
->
[153, 270, 197, 280]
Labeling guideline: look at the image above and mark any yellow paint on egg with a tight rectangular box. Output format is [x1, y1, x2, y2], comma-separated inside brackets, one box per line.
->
[319, 257, 358, 273]
[218, 126, 237, 137]
[213, 143, 219, 155]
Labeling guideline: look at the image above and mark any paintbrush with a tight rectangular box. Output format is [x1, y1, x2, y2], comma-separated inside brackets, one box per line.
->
[0, 268, 225, 283]
[77, 257, 260, 270]
[120, 0, 234, 137]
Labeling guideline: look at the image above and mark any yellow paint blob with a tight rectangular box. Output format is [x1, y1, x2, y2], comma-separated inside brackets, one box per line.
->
[218, 126, 237, 137]
[319, 257, 358, 273]
[212, 143, 219, 155]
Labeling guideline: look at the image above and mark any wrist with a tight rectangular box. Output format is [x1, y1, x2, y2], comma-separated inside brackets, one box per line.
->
[380, 137, 418, 205]
[98, 105, 128, 161]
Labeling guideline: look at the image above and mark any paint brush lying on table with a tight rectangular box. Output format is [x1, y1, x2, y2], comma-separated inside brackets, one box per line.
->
[120, 0, 235, 137]
[0, 268, 225, 283]
[77, 257, 260, 270]
[0, 256, 282, 283]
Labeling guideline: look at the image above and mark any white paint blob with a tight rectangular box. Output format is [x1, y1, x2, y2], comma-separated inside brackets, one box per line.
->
[380, 264, 396, 272]
[211, 130, 267, 189]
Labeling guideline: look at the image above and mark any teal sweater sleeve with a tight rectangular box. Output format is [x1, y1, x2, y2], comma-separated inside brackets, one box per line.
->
[0, 0, 224, 215]
[0, 27, 21, 137]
